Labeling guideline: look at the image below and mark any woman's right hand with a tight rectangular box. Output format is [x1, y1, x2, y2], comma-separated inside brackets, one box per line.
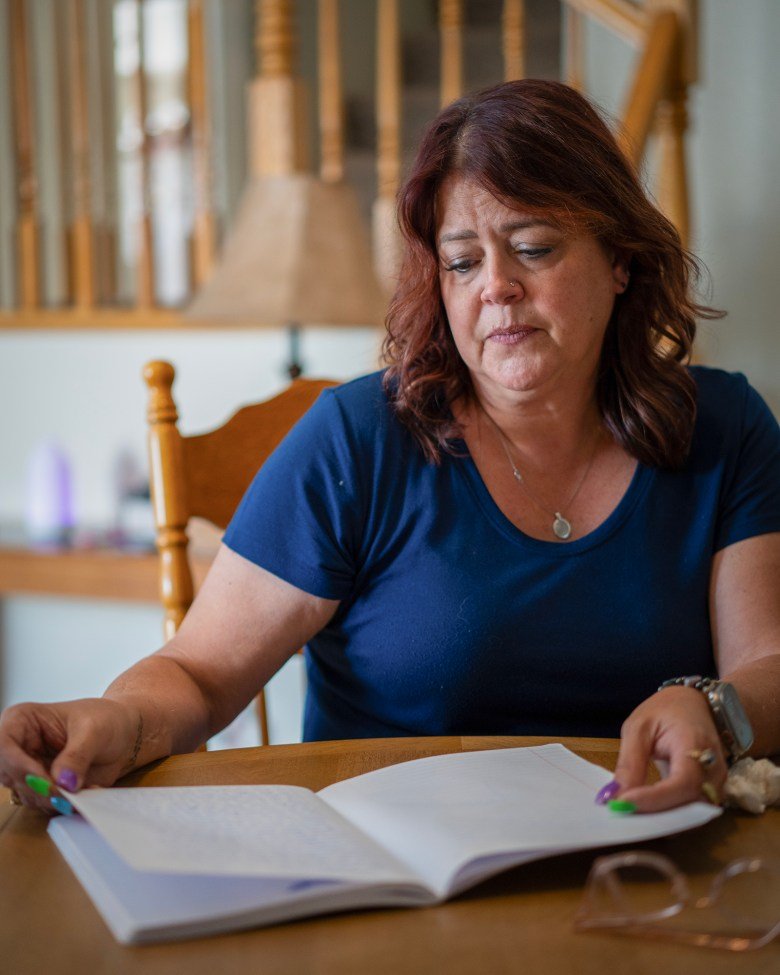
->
[0, 698, 141, 813]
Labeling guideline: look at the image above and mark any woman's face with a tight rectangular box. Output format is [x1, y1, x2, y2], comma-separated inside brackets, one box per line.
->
[436, 175, 627, 406]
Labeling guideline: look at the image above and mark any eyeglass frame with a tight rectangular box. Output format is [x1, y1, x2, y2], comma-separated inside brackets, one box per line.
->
[573, 850, 780, 952]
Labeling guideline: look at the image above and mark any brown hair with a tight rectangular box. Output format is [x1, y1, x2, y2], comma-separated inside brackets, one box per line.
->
[382, 79, 720, 468]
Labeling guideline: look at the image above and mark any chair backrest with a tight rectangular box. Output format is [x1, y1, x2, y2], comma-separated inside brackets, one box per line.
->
[143, 359, 337, 743]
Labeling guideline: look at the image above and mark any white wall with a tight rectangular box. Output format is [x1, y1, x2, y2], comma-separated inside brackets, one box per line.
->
[688, 0, 780, 413]
[0, 327, 380, 745]
[1, 0, 779, 742]
[585, 0, 780, 415]
[0, 327, 380, 524]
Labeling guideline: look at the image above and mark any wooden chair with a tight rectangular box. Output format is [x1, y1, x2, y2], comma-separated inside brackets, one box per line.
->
[143, 360, 337, 745]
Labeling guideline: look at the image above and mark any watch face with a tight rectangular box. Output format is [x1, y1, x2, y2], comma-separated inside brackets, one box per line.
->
[712, 683, 754, 753]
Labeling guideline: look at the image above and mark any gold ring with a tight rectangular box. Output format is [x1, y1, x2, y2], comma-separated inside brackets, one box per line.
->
[9, 789, 22, 806]
[701, 782, 720, 805]
[687, 748, 717, 768]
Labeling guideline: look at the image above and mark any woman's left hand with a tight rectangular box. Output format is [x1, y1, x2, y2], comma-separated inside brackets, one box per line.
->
[609, 685, 728, 812]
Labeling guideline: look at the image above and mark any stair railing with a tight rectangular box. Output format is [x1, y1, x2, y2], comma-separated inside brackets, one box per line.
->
[0, 0, 695, 326]
[562, 0, 695, 247]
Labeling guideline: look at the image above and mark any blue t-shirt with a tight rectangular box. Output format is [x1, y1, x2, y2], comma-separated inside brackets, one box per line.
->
[223, 367, 780, 741]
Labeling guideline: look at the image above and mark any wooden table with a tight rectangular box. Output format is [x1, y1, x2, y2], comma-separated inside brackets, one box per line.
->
[1, 736, 778, 974]
[0, 545, 212, 603]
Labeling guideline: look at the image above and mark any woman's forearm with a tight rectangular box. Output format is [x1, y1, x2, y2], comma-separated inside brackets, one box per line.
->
[722, 653, 780, 758]
[102, 651, 217, 768]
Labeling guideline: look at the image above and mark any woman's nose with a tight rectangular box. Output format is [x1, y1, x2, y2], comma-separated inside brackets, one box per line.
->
[481, 264, 524, 304]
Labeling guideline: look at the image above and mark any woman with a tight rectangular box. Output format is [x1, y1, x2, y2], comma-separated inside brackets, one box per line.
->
[2, 80, 779, 815]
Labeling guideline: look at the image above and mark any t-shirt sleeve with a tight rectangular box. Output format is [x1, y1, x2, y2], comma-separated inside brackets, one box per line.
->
[222, 388, 364, 600]
[715, 378, 780, 551]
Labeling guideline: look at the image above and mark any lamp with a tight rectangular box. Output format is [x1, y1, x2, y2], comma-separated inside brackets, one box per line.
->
[186, 174, 385, 329]
[186, 0, 386, 377]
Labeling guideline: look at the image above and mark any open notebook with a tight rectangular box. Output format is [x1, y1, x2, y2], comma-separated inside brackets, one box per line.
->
[48, 744, 721, 944]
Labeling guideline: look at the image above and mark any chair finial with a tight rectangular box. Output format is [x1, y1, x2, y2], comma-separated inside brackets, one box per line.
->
[144, 360, 178, 425]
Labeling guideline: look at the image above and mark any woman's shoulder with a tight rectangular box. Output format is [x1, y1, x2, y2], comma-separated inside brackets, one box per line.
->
[689, 364, 775, 423]
[687, 364, 779, 460]
[318, 370, 404, 436]
[689, 363, 749, 399]
[297, 369, 418, 461]
[323, 369, 389, 410]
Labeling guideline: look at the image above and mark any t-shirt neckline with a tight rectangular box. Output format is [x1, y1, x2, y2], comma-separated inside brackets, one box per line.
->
[453, 440, 653, 555]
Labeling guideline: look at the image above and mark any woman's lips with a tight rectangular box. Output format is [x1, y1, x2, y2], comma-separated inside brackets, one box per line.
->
[486, 325, 537, 345]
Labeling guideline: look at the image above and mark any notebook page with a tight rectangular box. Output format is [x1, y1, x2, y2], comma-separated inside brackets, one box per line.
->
[64, 785, 416, 883]
[318, 745, 721, 896]
[49, 817, 429, 944]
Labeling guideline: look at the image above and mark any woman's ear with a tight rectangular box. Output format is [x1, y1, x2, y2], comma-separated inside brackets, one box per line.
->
[611, 252, 631, 294]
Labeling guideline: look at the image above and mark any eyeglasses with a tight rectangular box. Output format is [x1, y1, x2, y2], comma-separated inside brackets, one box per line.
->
[574, 851, 780, 951]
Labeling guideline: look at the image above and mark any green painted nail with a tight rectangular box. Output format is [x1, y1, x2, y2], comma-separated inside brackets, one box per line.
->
[607, 799, 637, 814]
[25, 774, 52, 798]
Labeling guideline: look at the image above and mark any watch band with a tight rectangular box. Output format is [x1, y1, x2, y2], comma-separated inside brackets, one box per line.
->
[659, 676, 710, 691]
[658, 675, 754, 763]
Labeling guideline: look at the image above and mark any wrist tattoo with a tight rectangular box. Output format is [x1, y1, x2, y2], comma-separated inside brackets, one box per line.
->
[121, 714, 144, 775]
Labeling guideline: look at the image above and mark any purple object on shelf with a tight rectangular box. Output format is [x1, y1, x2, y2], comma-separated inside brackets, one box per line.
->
[25, 441, 75, 547]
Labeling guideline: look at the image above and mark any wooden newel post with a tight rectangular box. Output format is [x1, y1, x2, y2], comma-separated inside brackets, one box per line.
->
[143, 361, 193, 640]
[653, 2, 691, 250]
[655, 93, 689, 249]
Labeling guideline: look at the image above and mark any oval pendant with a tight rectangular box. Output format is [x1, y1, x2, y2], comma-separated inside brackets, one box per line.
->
[552, 513, 572, 540]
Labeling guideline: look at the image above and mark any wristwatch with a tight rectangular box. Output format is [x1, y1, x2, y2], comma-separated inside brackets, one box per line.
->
[658, 676, 754, 763]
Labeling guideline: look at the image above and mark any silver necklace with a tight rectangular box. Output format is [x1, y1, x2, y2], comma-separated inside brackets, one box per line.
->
[483, 409, 599, 541]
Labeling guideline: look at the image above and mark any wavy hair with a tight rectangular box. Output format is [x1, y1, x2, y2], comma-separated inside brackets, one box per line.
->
[382, 79, 721, 468]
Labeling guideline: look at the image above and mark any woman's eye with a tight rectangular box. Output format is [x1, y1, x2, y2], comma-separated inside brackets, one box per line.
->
[442, 259, 477, 274]
[514, 246, 553, 260]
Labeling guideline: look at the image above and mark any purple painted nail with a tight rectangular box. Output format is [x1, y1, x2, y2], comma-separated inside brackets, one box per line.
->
[56, 769, 78, 792]
[595, 780, 621, 805]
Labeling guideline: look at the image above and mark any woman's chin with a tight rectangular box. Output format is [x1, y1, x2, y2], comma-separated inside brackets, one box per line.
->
[475, 363, 553, 398]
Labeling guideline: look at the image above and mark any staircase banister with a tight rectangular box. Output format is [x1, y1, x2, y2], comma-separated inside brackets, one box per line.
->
[561, 0, 648, 46]
[618, 7, 680, 165]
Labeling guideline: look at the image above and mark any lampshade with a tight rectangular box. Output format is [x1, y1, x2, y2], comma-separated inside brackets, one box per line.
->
[186, 173, 387, 327]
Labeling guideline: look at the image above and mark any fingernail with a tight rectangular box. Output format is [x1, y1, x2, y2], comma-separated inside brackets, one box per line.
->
[50, 796, 75, 816]
[607, 799, 637, 815]
[56, 769, 78, 792]
[595, 780, 621, 805]
[25, 774, 52, 798]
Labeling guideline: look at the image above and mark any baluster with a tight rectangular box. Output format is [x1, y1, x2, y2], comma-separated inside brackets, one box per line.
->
[373, 0, 402, 292]
[249, 0, 308, 177]
[439, 0, 463, 107]
[318, 0, 344, 183]
[135, 0, 155, 308]
[92, 0, 119, 305]
[503, 0, 525, 81]
[655, 88, 689, 248]
[9, 0, 40, 309]
[66, 0, 96, 308]
[187, 0, 216, 287]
